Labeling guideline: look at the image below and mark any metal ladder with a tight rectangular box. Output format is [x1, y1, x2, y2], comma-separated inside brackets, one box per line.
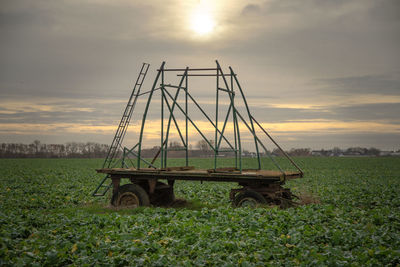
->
[92, 62, 150, 197]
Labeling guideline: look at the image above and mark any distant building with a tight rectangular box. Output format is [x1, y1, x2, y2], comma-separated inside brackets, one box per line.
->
[311, 150, 334, 157]
[380, 151, 400, 157]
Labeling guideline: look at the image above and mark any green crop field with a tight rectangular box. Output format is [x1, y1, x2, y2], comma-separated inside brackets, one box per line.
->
[0, 157, 399, 266]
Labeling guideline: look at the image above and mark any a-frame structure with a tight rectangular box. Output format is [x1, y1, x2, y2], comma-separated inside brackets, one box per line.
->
[93, 61, 302, 197]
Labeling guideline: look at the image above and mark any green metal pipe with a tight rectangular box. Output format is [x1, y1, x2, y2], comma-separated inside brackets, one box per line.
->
[126, 149, 157, 169]
[215, 67, 219, 170]
[162, 82, 234, 150]
[185, 76, 189, 167]
[164, 68, 188, 167]
[231, 70, 238, 169]
[124, 143, 139, 156]
[216, 103, 232, 149]
[137, 62, 165, 169]
[162, 89, 215, 151]
[235, 110, 284, 174]
[251, 116, 303, 174]
[236, 110, 242, 172]
[229, 66, 261, 170]
[122, 148, 126, 168]
[215, 60, 242, 171]
[183, 89, 235, 150]
[124, 155, 136, 168]
[161, 68, 164, 168]
[162, 88, 187, 147]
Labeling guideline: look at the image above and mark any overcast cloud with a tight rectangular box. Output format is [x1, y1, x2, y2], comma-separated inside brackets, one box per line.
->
[0, 0, 399, 150]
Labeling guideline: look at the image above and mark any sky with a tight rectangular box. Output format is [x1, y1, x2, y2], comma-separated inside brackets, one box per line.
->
[0, 0, 399, 151]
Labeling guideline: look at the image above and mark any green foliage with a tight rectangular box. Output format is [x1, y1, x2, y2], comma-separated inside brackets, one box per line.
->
[0, 157, 399, 265]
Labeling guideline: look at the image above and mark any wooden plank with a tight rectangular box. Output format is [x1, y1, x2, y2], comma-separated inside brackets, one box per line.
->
[96, 167, 303, 183]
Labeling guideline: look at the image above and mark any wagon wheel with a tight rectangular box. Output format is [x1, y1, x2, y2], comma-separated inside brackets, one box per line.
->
[153, 181, 175, 206]
[133, 181, 175, 206]
[234, 190, 267, 207]
[111, 184, 150, 208]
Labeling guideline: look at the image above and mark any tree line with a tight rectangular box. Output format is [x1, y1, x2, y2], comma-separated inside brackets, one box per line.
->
[0, 140, 395, 158]
[0, 140, 110, 158]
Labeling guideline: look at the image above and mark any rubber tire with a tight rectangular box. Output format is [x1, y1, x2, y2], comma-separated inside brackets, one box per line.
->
[111, 184, 150, 207]
[234, 190, 267, 207]
[153, 181, 175, 206]
[133, 181, 175, 206]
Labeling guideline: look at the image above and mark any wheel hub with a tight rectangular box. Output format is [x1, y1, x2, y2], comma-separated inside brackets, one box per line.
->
[118, 192, 140, 207]
[238, 197, 259, 207]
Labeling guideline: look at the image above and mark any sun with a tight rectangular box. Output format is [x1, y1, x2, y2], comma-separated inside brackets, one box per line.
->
[190, 7, 215, 36]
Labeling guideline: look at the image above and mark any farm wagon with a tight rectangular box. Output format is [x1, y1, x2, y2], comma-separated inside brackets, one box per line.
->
[93, 61, 303, 208]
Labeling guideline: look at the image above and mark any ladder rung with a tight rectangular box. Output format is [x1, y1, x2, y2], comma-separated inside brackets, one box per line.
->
[97, 62, 149, 192]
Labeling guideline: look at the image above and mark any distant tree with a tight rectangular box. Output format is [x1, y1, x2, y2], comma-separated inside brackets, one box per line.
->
[93, 143, 101, 157]
[332, 147, 342, 156]
[66, 142, 79, 157]
[272, 148, 284, 156]
[367, 147, 380, 156]
[33, 140, 41, 154]
[169, 141, 183, 149]
[347, 147, 369, 155]
[196, 139, 211, 151]
[289, 148, 311, 156]
[0, 141, 110, 158]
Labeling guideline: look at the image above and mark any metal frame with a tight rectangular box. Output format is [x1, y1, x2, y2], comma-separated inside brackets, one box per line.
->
[93, 61, 303, 197]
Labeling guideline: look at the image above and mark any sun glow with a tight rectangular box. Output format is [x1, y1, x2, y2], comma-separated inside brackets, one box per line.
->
[190, 4, 215, 36]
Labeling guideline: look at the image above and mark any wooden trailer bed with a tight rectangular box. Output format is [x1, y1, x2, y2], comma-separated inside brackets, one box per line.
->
[96, 166, 303, 183]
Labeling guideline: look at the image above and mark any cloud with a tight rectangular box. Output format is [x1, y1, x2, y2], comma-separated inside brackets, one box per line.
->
[259, 119, 400, 134]
[1, 0, 399, 150]
[236, 0, 371, 33]
[329, 103, 400, 121]
[369, 0, 400, 22]
[1, 117, 398, 140]
[316, 74, 400, 96]
[241, 4, 261, 16]
[1, 91, 400, 136]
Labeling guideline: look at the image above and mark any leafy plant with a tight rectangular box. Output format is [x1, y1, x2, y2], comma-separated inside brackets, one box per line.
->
[0, 157, 399, 265]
